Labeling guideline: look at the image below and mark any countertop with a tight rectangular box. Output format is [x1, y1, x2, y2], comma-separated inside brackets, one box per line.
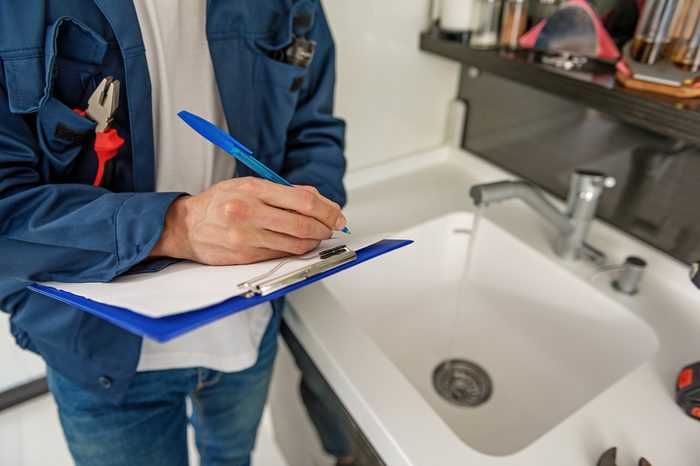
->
[285, 145, 700, 465]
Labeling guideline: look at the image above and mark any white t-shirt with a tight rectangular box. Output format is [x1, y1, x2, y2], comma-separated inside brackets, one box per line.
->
[133, 0, 273, 372]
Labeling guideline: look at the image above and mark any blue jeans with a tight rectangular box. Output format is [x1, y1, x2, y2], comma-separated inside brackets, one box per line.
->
[48, 311, 280, 466]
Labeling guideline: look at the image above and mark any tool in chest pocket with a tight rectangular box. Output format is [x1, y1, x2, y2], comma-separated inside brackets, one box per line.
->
[74, 76, 124, 187]
[269, 13, 317, 69]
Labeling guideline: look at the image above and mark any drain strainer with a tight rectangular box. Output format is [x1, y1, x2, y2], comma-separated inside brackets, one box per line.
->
[432, 359, 492, 407]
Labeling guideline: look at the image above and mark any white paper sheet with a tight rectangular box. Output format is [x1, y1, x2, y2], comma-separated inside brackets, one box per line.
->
[39, 234, 387, 318]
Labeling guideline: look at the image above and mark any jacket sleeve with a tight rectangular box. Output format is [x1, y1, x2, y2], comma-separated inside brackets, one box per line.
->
[0, 76, 180, 284]
[280, 2, 347, 208]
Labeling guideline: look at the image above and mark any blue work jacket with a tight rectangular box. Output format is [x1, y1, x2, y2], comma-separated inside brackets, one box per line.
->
[0, 0, 346, 404]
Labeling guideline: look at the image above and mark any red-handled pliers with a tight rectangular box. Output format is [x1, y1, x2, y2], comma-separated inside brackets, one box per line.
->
[74, 76, 124, 187]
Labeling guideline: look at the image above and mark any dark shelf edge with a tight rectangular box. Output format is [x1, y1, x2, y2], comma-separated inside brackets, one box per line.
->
[420, 33, 700, 146]
[0, 378, 49, 413]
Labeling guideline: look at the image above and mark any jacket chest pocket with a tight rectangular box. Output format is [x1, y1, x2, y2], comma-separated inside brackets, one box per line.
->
[252, 54, 307, 161]
[249, 0, 316, 164]
[4, 17, 117, 184]
[40, 17, 111, 184]
[35, 97, 97, 181]
[2, 16, 109, 113]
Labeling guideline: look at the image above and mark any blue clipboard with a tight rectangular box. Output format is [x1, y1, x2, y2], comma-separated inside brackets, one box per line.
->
[28, 239, 412, 342]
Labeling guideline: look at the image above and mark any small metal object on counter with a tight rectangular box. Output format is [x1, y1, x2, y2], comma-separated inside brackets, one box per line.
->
[691, 261, 700, 289]
[469, 169, 616, 263]
[677, 361, 700, 421]
[597, 447, 653, 466]
[500, 0, 528, 49]
[470, 0, 503, 49]
[612, 256, 647, 295]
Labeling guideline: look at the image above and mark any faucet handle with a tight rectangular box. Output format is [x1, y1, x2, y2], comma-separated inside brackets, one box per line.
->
[570, 169, 616, 197]
[573, 169, 616, 187]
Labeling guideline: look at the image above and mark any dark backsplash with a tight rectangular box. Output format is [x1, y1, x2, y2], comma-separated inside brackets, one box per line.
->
[458, 69, 700, 264]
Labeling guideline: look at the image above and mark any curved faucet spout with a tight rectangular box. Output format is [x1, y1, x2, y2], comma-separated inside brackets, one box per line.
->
[469, 181, 572, 235]
[469, 170, 615, 262]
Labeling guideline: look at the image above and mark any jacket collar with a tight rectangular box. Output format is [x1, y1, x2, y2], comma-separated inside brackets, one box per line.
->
[89, 1, 144, 53]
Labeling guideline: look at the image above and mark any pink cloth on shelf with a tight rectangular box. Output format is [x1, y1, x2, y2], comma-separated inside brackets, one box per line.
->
[519, 20, 546, 49]
[615, 59, 632, 76]
[518, 0, 621, 61]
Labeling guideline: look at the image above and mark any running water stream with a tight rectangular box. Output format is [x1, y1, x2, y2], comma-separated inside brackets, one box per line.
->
[445, 206, 485, 358]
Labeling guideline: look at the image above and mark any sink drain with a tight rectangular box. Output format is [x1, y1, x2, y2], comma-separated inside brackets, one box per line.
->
[433, 359, 492, 407]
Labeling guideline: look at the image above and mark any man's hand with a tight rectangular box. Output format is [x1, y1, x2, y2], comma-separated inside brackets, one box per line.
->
[150, 177, 346, 265]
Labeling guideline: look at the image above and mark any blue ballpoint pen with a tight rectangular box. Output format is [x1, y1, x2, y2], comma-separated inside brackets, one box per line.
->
[178, 110, 350, 234]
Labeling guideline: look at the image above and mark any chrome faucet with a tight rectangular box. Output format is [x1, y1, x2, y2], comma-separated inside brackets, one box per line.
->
[469, 170, 616, 263]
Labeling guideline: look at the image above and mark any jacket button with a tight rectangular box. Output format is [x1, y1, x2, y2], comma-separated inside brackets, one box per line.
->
[98, 376, 113, 389]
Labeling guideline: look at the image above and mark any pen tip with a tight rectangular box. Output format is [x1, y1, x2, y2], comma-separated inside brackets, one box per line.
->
[341, 227, 351, 234]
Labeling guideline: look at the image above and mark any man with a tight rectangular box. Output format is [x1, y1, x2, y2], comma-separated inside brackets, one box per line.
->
[0, 1, 353, 465]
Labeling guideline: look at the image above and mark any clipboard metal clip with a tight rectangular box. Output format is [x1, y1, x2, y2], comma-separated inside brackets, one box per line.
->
[238, 245, 357, 297]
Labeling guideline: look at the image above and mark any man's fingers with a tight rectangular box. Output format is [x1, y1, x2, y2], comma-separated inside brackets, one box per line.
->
[253, 204, 333, 240]
[249, 180, 345, 230]
[296, 185, 341, 210]
[227, 227, 320, 256]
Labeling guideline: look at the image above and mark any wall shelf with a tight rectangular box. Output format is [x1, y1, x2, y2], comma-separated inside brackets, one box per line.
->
[420, 32, 700, 145]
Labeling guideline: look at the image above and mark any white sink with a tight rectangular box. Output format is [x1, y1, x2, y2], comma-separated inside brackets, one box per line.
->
[322, 211, 658, 456]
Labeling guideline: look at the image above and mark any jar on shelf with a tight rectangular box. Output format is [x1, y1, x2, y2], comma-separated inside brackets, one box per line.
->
[501, 0, 528, 49]
[671, 1, 700, 71]
[438, 0, 479, 43]
[630, 0, 683, 65]
[470, 0, 503, 49]
[670, 0, 692, 41]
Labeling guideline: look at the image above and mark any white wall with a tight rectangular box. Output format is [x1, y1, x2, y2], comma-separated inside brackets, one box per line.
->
[0, 317, 46, 393]
[324, 0, 461, 171]
[0, 396, 73, 466]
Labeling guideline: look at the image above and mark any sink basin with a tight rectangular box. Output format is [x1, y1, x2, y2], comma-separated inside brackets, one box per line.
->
[321, 212, 658, 456]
